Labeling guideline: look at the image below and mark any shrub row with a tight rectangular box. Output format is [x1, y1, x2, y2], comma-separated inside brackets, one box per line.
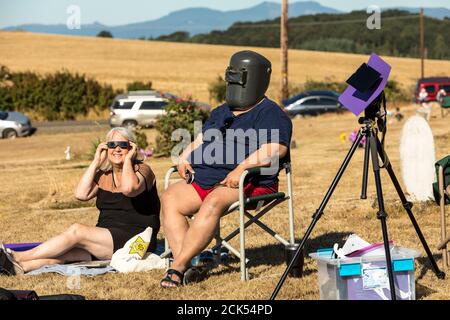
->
[0, 66, 120, 120]
[0, 66, 157, 121]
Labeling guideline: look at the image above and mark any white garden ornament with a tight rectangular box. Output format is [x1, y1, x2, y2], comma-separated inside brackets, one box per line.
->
[400, 115, 436, 202]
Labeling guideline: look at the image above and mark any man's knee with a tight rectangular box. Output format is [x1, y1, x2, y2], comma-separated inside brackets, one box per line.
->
[161, 190, 175, 207]
[201, 195, 227, 217]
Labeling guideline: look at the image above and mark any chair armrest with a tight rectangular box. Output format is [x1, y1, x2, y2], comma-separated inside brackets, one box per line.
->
[243, 162, 290, 177]
[164, 166, 179, 190]
[245, 167, 264, 175]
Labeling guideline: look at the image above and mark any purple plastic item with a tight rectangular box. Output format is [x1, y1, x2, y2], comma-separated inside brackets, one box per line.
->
[346, 241, 394, 258]
[339, 53, 392, 116]
[4, 242, 42, 252]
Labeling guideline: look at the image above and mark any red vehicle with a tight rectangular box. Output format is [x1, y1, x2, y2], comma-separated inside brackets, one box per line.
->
[415, 77, 450, 103]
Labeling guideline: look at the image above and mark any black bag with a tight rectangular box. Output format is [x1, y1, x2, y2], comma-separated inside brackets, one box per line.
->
[39, 294, 85, 300]
[0, 287, 85, 300]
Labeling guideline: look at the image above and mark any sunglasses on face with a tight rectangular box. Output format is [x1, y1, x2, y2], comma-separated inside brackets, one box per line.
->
[107, 141, 130, 149]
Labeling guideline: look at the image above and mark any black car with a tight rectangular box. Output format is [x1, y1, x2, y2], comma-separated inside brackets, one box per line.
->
[283, 90, 343, 117]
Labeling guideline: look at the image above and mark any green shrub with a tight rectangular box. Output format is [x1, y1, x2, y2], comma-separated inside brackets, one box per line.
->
[383, 79, 410, 104]
[154, 97, 209, 157]
[302, 77, 348, 93]
[156, 31, 190, 42]
[89, 137, 103, 160]
[133, 126, 149, 150]
[126, 81, 153, 92]
[0, 65, 119, 120]
[208, 75, 226, 104]
[97, 30, 113, 38]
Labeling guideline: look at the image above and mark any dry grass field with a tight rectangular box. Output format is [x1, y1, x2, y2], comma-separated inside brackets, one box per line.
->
[1, 31, 450, 104]
[0, 31, 450, 300]
[0, 108, 449, 300]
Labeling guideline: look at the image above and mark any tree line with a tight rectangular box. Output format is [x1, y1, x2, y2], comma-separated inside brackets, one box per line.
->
[154, 9, 450, 60]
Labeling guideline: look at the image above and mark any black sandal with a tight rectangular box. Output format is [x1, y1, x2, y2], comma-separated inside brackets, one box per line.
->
[160, 269, 184, 288]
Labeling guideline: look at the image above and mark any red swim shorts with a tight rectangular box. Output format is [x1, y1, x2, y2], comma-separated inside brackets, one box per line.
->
[191, 182, 278, 202]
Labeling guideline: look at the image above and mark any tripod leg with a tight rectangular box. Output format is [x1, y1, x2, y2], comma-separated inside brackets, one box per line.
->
[369, 133, 397, 300]
[361, 134, 370, 199]
[270, 129, 365, 300]
[375, 137, 446, 279]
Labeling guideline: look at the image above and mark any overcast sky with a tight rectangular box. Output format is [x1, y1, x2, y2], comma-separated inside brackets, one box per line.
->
[0, 0, 448, 28]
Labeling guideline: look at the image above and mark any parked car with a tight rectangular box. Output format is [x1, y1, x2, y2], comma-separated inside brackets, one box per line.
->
[109, 90, 211, 128]
[0, 111, 36, 139]
[283, 90, 343, 117]
[414, 77, 450, 103]
[109, 91, 169, 128]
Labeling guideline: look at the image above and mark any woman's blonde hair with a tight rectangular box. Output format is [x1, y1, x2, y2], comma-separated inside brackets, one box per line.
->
[99, 127, 137, 172]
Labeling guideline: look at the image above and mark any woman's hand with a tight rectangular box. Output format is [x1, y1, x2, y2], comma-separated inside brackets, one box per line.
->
[177, 158, 194, 180]
[125, 142, 138, 162]
[93, 142, 108, 169]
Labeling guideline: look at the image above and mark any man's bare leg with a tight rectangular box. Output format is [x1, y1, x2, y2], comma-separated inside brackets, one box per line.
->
[161, 181, 202, 259]
[162, 186, 239, 287]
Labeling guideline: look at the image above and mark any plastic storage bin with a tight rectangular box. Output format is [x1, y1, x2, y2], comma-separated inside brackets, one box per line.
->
[309, 246, 420, 300]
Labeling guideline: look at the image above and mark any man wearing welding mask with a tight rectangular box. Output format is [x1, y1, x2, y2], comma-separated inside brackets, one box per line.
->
[160, 50, 292, 287]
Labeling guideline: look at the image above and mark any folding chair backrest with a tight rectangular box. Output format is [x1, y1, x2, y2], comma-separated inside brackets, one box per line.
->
[442, 96, 450, 108]
[433, 155, 450, 205]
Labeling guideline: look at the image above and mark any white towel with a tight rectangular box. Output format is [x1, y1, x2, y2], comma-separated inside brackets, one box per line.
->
[110, 227, 166, 273]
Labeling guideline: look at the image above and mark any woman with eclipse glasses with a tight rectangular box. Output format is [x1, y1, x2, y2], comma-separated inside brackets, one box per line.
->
[0, 127, 160, 274]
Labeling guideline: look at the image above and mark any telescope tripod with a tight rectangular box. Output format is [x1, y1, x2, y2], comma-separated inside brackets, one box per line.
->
[271, 111, 445, 300]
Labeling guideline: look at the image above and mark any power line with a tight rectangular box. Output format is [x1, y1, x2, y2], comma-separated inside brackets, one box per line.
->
[229, 14, 421, 29]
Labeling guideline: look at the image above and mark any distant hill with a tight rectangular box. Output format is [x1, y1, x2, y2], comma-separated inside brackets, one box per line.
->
[181, 9, 450, 60]
[3, 1, 341, 39]
[3, 2, 449, 40]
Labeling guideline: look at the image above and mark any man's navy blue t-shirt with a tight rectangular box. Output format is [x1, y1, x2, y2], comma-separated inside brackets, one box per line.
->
[187, 98, 292, 188]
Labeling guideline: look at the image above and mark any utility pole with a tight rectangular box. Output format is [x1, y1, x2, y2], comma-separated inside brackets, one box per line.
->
[420, 8, 425, 79]
[280, 0, 289, 103]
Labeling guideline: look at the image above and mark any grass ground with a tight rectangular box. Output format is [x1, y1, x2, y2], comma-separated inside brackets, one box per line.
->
[0, 106, 449, 299]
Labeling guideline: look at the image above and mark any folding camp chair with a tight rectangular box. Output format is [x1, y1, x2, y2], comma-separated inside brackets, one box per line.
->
[433, 155, 450, 269]
[161, 162, 296, 281]
[440, 96, 450, 118]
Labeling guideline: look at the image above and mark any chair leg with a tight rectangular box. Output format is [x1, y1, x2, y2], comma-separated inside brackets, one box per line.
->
[239, 199, 247, 281]
[439, 167, 449, 269]
[214, 225, 221, 265]
[286, 164, 296, 244]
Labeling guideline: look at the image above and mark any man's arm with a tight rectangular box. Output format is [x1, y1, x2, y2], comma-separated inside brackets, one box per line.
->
[220, 143, 287, 188]
[177, 133, 204, 179]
